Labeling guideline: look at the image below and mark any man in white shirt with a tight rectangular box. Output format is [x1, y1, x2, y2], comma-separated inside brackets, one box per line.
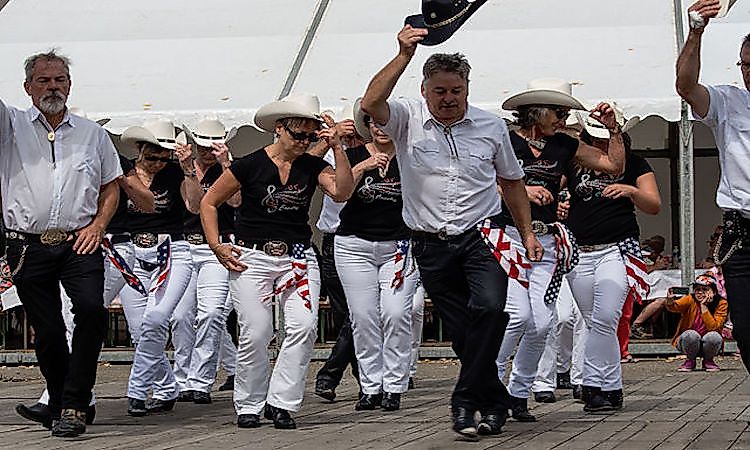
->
[0, 50, 121, 437]
[362, 25, 542, 440]
[676, 0, 750, 375]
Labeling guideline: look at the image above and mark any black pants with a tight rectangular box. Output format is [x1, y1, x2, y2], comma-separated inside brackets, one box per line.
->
[412, 228, 511, 414]
[8, 238, 107, 412]
[723, 243, 750, 372]
[315, 233, 359, 387]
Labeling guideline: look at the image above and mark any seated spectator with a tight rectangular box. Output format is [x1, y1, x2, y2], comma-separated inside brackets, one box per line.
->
[642, 235, 670, 273]
[666, 272, 728, 372]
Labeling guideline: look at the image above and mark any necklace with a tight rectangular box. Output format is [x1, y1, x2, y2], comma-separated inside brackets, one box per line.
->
[516, 130, 546, 150]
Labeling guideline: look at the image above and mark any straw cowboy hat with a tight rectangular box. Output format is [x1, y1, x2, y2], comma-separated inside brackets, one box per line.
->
[225, 125, 275, 158]
[120, 120, 186, 159]
[183, 119, 228, 148]
[353, 98, 372, 141]
[575, 102, 640, 139]
[502, 78, 586, 111]
[405, 0, 488, 46]
[254, 93, 322, 133]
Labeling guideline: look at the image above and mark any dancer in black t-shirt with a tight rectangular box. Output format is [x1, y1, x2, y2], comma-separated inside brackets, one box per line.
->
[118, 121, 203, 418]
[200, 94, 354, 430]
[498, 79, 626, 422]
[565, 111, 660, 412]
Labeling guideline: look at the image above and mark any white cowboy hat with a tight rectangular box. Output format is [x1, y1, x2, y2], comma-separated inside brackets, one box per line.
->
[575, 102, 640, 139]
[353, 97, 372, 141]
[68, 106, 110, 126]
[718, 0, 738, 18]
[119, 120, 186, 159]
[502, 78, 586, 111]
[254, 93, 322, 133]
[225, 125, 275, 158]
[184, 119, 227, 148]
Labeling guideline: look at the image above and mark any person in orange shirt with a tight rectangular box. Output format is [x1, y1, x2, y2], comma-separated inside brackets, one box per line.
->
[666, 272, 728, 372]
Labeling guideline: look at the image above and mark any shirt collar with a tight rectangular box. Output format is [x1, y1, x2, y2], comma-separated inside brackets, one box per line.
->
[28, 105, 75, 129]
[420, 98, 477, 128]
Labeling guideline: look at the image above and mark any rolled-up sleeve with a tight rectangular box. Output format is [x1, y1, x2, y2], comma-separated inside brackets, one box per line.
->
[691, 84, 725, 127]
[99, 128, 123, 185]
[494, 122, 524, 180]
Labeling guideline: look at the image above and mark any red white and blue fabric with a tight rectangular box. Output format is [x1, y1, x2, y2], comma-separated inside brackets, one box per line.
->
[543, 223, 579, 304]
[101, 237, 147, 296]
[617, 236, 650, 304]
[391, 239, 410, 289]
[136, 237, 172, 295]
[477, 218, 531, 288]
[0, 256, 13, 295]
[268, 243, 312, 311]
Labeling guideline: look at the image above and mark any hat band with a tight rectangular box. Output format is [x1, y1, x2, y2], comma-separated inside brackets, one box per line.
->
[193, 133, 225, 141]
[157, 138, 176, 144]
[425, 4, 471, 29]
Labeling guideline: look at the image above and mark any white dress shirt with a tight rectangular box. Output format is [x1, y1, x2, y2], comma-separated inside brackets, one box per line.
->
[380, 97, 524, 235]
[694, 85, 750, 218]
[0, 101, 122, 233]
[315, 149, 345, 234]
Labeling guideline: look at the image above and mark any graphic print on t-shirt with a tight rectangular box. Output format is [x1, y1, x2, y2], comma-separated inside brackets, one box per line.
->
[573, 169, 624, 202]
[358, 176, 401, 203]
[262, 184, 309, 213]
[517, 158, 561, 188]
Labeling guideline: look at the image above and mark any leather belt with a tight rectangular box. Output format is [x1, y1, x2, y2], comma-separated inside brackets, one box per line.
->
[411, 229, 454, 241]
[109, 233, 131, 245]
[132, 232, 185, 248]
[237, 239, 307, 257]
[578, 242, 618, 253]
[186, 233, 233, 246]
[5, 229, 75, 246]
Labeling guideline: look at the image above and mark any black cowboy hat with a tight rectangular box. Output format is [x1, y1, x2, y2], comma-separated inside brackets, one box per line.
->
[404, 0, 487, 46]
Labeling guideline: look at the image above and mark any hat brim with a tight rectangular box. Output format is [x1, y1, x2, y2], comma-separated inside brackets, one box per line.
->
[226, 125, 275, 158]
[502, 89, 586, 111]
[183, 125, 226, 149]
[717, 0, 737, 18]
[404, 0, 486, 46]
[353, 98, 372, 141]
[577, 112, 642, 139]
[254, 101, 322, 133]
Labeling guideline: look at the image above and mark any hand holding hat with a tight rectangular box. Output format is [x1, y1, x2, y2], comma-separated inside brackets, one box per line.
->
[589, 102, 621, 133]
[404, 0, 488, 46]
[398, 25, 428, 58]
[687, 0, 730, 30]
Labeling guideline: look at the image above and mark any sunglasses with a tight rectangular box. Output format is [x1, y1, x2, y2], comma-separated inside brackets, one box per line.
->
[283, 124, 319, 143]
[550, 107, 570, 121]
[144, 156, 171, 163]
[737, 60, 750, 71]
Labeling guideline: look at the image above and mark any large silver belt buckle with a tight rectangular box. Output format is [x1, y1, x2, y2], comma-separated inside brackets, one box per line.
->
[40, 228, 68, 246]
[263, 241, 288, 257]
[186, 233, 205, 245]
[531, 221, 548, 235]
[133, 232, 158, 248]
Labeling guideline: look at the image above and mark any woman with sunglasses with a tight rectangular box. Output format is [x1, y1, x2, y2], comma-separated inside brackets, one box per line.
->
[200, 94, 354, 430]
[119, 120, 203, 417]
[565, 110, 660, 412]
[496, 79, 626, 422]
[334, 101, 418, 412]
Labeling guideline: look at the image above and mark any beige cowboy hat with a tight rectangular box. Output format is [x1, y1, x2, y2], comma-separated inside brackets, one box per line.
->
[352, 97, 372, 141]
[575, 102, 640, 139]
[225, 125, 275, 158]
[254, 93, 322, 133]
[502, 78, 586, 111]
[183, 119, 228, 148]
[120, 120, 186, 159]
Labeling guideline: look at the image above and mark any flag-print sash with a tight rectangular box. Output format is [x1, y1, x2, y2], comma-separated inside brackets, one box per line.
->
[617, 236, 650, 304]
[101, 237, 147, 296]
[477, 218, 532, 288]
[543, 223, 579, 304]
[391, 239, 410, 289]
[265, 243, 312, 311]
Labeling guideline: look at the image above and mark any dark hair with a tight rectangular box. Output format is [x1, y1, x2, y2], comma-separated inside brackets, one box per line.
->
[422, 53, 471, 83]
[743, 33, 750, 48]
[691, 287, 722, 314]
[278, 117, 320, 132]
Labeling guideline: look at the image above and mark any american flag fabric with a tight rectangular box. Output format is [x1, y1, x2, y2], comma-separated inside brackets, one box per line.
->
[543, 223, 579, 304]
[149, 237, 172, 294]
[267, 243, 312, 311]
[391, 239, 410, 288]
[617, 236, 650, 304]
[101, 238, 147, 296]
[477, 218, 531, 288]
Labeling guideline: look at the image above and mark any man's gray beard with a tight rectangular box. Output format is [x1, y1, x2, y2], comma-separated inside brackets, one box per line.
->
[38, 95, 66, 115]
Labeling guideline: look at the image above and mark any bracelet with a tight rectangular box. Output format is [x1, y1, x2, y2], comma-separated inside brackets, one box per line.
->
[209, 242, 223, 251]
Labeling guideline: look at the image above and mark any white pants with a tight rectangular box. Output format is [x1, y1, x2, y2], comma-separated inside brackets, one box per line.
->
[231, 247, 320, 415]
[335, 235, 417, 395]
[120, 240, 193, 401]
[218, 293, 237, 376]
[39, 241, 134, 406]
[411, 284, 425, 379]
[495, 226, 557, 398]
[532, 278, 587, 393]
[567, 245, 629, 391]
[171, 244, 230, 393]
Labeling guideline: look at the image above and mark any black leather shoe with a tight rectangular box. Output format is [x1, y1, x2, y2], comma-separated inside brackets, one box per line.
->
[264, 405, 296, 430]
[127, 398, 147, 417]
[15, 402, 54, 428]
[557, 370, 573, 389]
[408, 377, 415, 389]
[218, 375, 234, 392]
[381, 393, 401, 411]
[509, 396, 536, 422]
[603, 389, 623, 410]
[582, 386, 614, 413]
[145, 398, 176, 414]
[451, 406, 478, 441]
[51, 409, 86, 437]
[477, 410, 506, 435]
[176, 390, 194, 402]
[314, 380, 336, 402]
[85, 405, 96, 425]
[237, 414, 260, 428]
[193, 391, 212, 404]
[534, 391, 557, 403]
[572, 384, 583, 401]
[355, 393, 382, 411]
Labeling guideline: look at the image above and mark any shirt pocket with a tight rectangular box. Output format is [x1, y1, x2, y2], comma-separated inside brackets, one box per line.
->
[411, 139, 441, 168]
[467, 147, 494, 176]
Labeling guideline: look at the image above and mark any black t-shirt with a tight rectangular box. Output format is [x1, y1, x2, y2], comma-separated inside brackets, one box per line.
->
[184, 163, 235, 234]
[336, 145, 409, 241]
[230, 149, 329, 243]
[566, 153, 653, 245]
[127, 162, 186, 235]
[500, 132, 579, 224]
[107, 155, 134, 234]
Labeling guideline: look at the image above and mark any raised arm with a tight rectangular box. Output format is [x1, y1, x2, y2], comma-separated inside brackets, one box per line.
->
[175, 143, 203, 214]
[676, 0, 721, 118]
[317, 127, 355, 202]
[118, 167, 155, 213]
[361, 25, 427, 126]
[575, 103, 626, 176]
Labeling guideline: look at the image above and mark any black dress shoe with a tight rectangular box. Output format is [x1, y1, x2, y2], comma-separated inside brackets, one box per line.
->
[51, 409, 86, 438]
[127, 398, 147, 417]
[355, 393, 382, 411]
[509, 396, 536, 422]
[603, 389, 623, 410]
[557, 370, 573, 389]
[85, 405, 96, 425]
[237, 414, 260, 428]
[381, 393, 401, 411]
[176, 390, 194, 402]
[314, 380, 336, 402]
[582, 386, 614, 413]
[218, 375, 235, 392]
[15, 402, 54, 428]
[264, 405, 296, 430]
[193, 391, 212, 404]
[145, 398, 176, 413]
[572, 384, 583, 401]
[477, 410, 507, 436]
[534, 391, 557, 403]
[451, 406, 478, 441]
